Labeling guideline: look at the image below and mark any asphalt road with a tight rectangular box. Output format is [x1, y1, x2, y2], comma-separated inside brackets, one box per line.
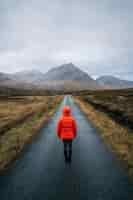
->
[0, 96, 133, 200]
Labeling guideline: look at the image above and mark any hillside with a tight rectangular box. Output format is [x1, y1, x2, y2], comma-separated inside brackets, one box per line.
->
[97, 76, 133, 89]
[13, 70, 45, 83]
[0, 63, 101, 91]
[36, 63, 101, 90]
[2, 64, 133, 91]
[41, 63, 94, 81]
[0, 73, 10, 82]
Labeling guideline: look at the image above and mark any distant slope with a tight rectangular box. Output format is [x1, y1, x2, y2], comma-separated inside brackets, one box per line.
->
[41, 63, 94, 81]
[0, 71, 39, 91]
[97, 76, 133, 89]
[0, 63, 101, 91]
[0, 73, 20, 87]
[37, 80, 100, 91]
[0, 73, 10, 82]
[1, 66, 133, 91]
[37, 63, 101, 90]
[13, 70, 45, 83]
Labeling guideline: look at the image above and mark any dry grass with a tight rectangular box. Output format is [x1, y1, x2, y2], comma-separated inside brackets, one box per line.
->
[0, 95, 63, 171]
[79, 89, 133, 130]
[74, 96, 133, 178]
[0, 96, 53, 135]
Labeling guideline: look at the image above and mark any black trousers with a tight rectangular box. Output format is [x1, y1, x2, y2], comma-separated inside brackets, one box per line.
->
[63, 139, 72, 161]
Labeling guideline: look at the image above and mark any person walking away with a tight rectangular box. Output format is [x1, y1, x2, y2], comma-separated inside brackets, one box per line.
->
[57, 106, 77, 162]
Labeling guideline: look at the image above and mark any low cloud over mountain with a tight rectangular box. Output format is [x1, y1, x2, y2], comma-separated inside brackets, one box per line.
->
[0, 63, 133, 91]
[97, 76, 133, 89]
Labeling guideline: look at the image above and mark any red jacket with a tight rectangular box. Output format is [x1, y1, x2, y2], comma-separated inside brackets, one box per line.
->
[57, 106, 77, 140]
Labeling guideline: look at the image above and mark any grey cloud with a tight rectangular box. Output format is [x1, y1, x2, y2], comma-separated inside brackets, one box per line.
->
[0, 0, 133, 80]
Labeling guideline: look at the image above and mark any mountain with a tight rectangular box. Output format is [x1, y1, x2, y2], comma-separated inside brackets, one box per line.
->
[36, 63, 101, 90]
[2, 64, 133, 91]
[97, 76, 133, 89]
[0, 63, 101, 91]
[0, 73, 10, 82]
[13, 69, 45, 83]
[41, 63, 94, 81]
[0, 71, 40, 90]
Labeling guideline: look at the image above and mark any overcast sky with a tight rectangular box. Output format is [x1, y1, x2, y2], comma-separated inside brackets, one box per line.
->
[0, 0, 133, 80]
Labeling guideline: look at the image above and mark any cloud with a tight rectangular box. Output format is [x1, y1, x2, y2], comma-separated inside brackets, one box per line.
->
[0, 0, 133, 80]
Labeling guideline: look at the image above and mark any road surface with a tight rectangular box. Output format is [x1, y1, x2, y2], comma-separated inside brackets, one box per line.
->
[0, 96, 133, 200]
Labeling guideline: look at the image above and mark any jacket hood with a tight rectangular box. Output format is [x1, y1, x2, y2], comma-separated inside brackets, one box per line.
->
[62, 106, 71, 116]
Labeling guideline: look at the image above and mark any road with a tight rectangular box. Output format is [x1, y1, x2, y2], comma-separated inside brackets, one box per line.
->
[0, 96, 133, 200]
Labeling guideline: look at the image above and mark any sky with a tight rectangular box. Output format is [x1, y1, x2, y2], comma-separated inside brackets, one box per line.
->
[0, 0, 133, 80]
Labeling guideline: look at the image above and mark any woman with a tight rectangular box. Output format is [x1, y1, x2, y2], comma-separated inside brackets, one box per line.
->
[57, 106, 77, 162]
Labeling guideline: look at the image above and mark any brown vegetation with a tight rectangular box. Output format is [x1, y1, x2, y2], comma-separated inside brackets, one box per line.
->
[0, 96, 53, 135]
[0, 95, 63, 171]
[77, 88, 133, 130]
[74, 92, 133, 178]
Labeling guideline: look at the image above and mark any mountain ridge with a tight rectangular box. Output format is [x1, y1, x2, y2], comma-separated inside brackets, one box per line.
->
[0, 63, 133, 91]
[39, 63, 96, 81]
[36, 63, 101, 90]
[97, 75, 133, 89]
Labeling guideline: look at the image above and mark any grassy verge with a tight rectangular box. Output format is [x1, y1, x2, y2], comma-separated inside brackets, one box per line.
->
[79, 89, 133, 130]
[74, 96, 133, 178]
[0, 95, 63, 171]
[0, 96, 56, 135]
